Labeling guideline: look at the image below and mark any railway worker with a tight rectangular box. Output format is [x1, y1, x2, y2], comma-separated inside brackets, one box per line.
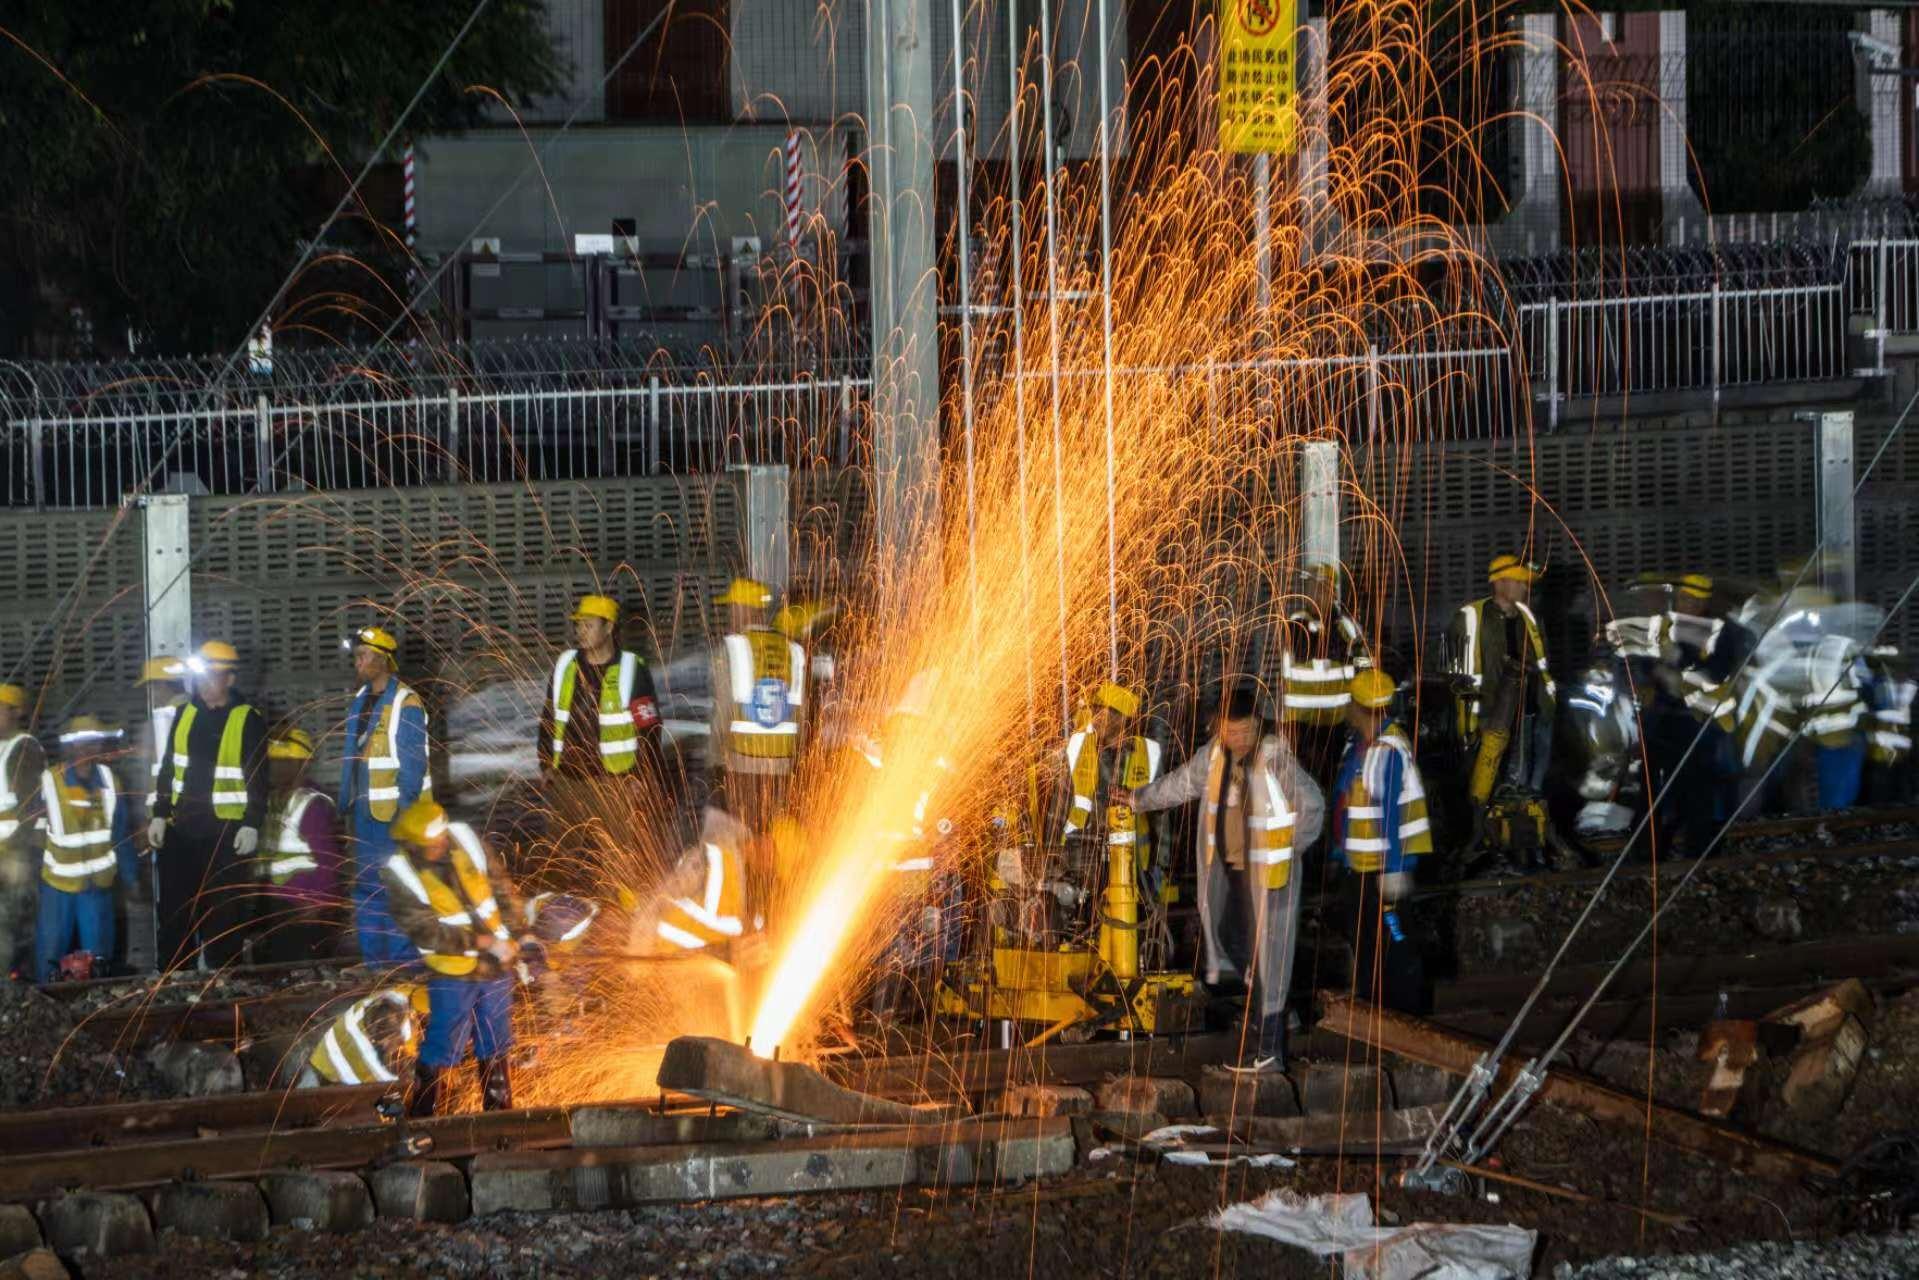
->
[710, 578, 806, 833]
[0, 684, 47, 978]
[148, 641, 269, 971]
[1130, 679, 1324, 1075]
[1644, 574, 1749, 856]
[383, 799, 524, 1116]
[1279, 563, 1373, 792]
[35, 717, 131, 983]
[1446, 555, 1556, 830]
[624, 807, 752, 959]
[251, 728, 344, 963]
[1057, 682, 1160, 933]
[539, 593, 666, 861]
[299, 983, 426, 1089]
[136, 657, 188, 811]
[1328, 672, 1432, 1013]
[339, 626, 432, 966]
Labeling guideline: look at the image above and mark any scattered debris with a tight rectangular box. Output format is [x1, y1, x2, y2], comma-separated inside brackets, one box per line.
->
[1210, 1189, 1536, 1280]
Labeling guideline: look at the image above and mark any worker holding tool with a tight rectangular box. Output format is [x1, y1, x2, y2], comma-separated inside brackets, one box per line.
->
[1130, 679, 1324, 1074]
[251, 727, 343, 963]
[34, 716, 130, 982]
[1057, 682, 1161, 935]
[0, 684, 47, 979]
[1329, 671, 1433, 1013]
[149, 641, 268, 970]
[339, 626, 432, 965]
[382, 798, 524, 1116]
[1447, 555, 1555, 851]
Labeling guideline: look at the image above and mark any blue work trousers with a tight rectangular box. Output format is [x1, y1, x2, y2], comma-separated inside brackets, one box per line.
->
[1817, 738, 1867, 811]
[35, 883, 114, 984]
[351, 817, 414, 966]
[421, 976, 514, 1069]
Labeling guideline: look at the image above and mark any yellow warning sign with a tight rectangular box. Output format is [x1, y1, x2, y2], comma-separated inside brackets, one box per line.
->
[1218, 0, 1298, 155]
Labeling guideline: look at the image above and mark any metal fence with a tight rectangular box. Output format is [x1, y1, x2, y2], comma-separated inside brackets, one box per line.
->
[14, 233, 1919, 509]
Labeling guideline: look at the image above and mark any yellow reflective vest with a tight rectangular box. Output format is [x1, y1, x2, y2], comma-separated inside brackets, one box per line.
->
[170, 703, 254, 819]
[1200, 743, 1297, 891]
[0, 733, 36, 846]
[655, 839, 746, 952]
[1449, 598, 1555, 737]
[383, 824, 508, 977]
[719, 629, 806, 764]
[40, 765, 120, 892]
[308, 988, 419, 1085]
[1281, 609, 1372, 727]
[261, 787, 326, 885]
[358, 682, 431, 822]
[1335, 724, 1434, 873]
[550, 649, 644, 774]
[1062, 729, 1161, 853]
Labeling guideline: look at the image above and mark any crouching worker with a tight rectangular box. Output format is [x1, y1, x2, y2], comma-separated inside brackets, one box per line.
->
[624, 807, 750, 959]
[1330, 671, 1432, 1013]
[383, 799, 523, 1116]
[300, 983, 426, 1088]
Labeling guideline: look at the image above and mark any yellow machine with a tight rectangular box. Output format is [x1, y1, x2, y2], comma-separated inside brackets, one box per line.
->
[935, 796, 1200, 1042]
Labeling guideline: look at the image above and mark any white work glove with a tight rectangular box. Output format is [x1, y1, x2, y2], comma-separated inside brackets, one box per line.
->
[147, 818, 168, 850]
[480, 934, 518, 964]
[1380, 871, 1413, 903]
[232, 826, 259, 857]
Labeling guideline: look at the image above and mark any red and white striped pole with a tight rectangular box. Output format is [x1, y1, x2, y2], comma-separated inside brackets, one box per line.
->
[402, 140, 418, 263]
[783, 130, 803, 254]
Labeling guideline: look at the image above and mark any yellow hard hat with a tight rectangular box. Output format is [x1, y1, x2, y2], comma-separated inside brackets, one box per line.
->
[137, 656, 187, 686]
[402, 982, 431, 1017]
[1487, 554, 1541, 585]
[772, 601, 830, 640]
[1676, 573, 1713, 600]
[59, 715, 120, 747]
[390, 797, 449, 849]
[0, 684, 25, 710]
[716, 578, 772, 608]
[571, 595, 619, 625]
[194, 640, 240, 670]
[344, 625, 398, 656]
[1350, 669, 1397, 710]
[1091, 681, 1141, 718]
[268, 727, 315, 761]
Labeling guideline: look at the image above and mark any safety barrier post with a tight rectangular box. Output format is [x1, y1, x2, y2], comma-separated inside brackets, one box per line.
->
[444, 388, 461, 482]
[648, 375, 662, 474]
[1876, 236, 1889, 377]
[1709, 281, 1723, 420]
[254, 395, 275, 493]
[1545, 296, 1560, 431]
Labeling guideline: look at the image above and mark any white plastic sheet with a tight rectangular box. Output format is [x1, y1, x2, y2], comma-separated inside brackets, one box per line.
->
[1210, 1190, 1535, 1280]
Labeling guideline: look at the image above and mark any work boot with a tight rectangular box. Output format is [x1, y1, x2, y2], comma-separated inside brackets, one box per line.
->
[1227, 1014, 1287, 1075]
[406, 1062, 443, 1119]
[478, 1055, 514, 1112]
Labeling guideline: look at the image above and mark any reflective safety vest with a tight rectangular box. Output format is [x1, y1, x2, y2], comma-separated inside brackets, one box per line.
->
[1199, 742, 1297, 891]
[655, 840, 746, 952]
[146, 697, 183, 807]
[1062, 730, 1161, 851]
[550, 649, 643, 774]
[1797, 634, 1867, 748]
[261, 787, 326, 885]
[39, 765, 119, 892]
[0, 733, 30, 845]
[1451, 599, 1555, 736]
[1336, 724, 1434, 874]
[722, 629, 805, 761]
[357, 683, 431, 822]
[170, 703, 254, 819]
[1281, 610, 1371, 726]
[308, 989, 418, 1085]
[384, 823, 505, 977]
